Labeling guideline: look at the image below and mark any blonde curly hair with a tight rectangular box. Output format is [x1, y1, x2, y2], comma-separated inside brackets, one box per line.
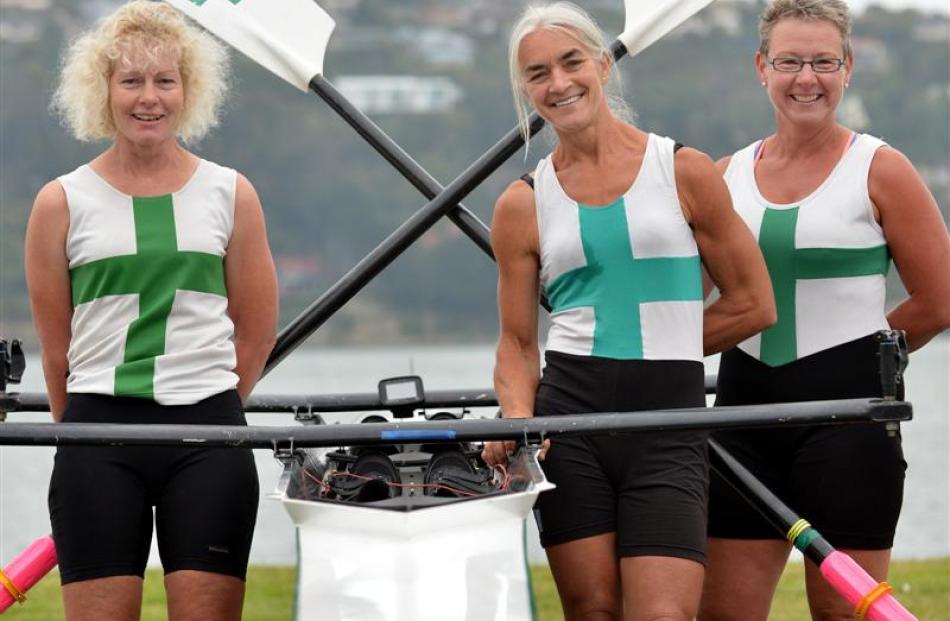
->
[51, 0, 230, 144]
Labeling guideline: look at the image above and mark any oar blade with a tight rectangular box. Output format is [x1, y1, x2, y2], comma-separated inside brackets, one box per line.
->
[620, 0, 716, 57]
[165, 0, 335, 91]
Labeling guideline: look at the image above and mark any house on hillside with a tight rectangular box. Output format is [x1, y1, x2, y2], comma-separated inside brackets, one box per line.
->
[335, 75, 463, 115]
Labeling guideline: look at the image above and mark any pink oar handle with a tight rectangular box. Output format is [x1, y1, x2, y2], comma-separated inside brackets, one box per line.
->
[819, 551, 917, 621]
[0, 535, 58, 612]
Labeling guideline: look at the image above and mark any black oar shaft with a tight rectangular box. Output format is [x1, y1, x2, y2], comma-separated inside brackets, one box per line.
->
[709, 438, 835, 564]
[3, 389, 500, 415]
[0, 399, 911, 449]
[1, 375, 716, 415]
[309, 75, 493, 257]
[268, 40, 639, 369]
[266, 113, 546, 371]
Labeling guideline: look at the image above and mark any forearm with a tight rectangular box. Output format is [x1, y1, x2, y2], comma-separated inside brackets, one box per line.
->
[886, 294, 950, 352]
[703, 293, 775, 356]
[40, 354, 68, 422]
[494, 339, 541, 419]
[232, 334, 276, 401]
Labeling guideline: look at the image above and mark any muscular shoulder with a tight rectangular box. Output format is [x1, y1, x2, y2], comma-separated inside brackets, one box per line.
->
[32, 180, 69, 222]
[234, 172, 259, 201]
[491, 179, 538, 257]
[868, 145, 917, 190]
[868, 145, 939, 226]
[230, 172, 268, 239]
[26, 180, 69, 259]
[674, 146, 718, 184]
[715, 155, 733, 175]
[674, 147, 724, 222]
[492, 179, 536, 228]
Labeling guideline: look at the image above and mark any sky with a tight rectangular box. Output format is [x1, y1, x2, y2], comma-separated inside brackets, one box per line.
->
[728, 0, 950, 14]
[822, 0, 948, 14]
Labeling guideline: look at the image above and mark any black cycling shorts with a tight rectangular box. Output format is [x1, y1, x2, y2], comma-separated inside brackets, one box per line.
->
[708, 334, 906, 549]
[49, 390, 259, 584]
[532, 351, 709, 564]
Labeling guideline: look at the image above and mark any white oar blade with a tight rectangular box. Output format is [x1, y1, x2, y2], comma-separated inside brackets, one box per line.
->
[620, 0, 716, 57]
[165, 0, 335, 91]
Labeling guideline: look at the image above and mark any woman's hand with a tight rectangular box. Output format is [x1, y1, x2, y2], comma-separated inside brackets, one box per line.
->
[481, 410, 551, 467]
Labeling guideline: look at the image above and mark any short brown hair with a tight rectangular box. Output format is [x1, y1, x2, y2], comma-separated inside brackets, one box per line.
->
[759, 0, 852, 58]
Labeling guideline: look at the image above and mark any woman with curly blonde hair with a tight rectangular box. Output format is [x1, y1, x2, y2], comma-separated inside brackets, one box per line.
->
[25, 2, 277, 619]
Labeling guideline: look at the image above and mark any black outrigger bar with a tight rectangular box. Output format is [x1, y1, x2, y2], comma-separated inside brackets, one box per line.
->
[0, 398, 911, 448]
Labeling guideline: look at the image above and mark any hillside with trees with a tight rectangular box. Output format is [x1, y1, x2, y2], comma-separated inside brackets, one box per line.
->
[1, 0, 947, 345]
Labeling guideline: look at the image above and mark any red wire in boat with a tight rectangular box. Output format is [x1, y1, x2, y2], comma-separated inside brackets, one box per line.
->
[326, 470, 481, 497]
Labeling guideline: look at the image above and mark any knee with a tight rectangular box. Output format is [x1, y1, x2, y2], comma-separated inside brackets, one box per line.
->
[808, 604, 859, 621]
[562, 595, 621, 621]
[568, 611, 620, 621]
[697, 602, 743, 621]
[636, 608, 696, 621]
[696, 611, 730, 621]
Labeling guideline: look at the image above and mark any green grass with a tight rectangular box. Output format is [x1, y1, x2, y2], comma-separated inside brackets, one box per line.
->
[6, 559, 948, 620]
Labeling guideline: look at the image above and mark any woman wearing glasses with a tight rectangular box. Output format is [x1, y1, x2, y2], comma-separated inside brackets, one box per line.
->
[700, 1, 950, 619]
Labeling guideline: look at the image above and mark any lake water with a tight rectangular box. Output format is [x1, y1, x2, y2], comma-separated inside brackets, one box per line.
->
[1, 337, 947, 566]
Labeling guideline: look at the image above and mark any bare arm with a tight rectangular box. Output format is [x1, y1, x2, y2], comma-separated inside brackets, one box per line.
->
[678, 149, 776, 355]
[484, 181, 541, 467]
[24, 181, 72, 421]
[224, 174, 278, 401]
[870, 147, 950, 351]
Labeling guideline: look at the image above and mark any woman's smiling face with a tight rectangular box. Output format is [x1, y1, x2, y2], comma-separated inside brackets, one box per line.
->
[518, 26, 610, 135]
[756, 17, 853, 128]
[109, 45, 184, 148]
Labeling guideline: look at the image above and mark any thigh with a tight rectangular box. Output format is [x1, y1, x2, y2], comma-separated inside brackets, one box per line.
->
[156, 447, 259, 579]
[49, 446, 153, 584]
[608, 431, 709, 563]
[546, 533, 621, 620]
[534, 435, 616, 548]
[804, 549, 892, 621]
[698, 538, 791, 621]
[791, 424, 905, 549]
[620, 555, 705, 621]
[165, 570, 246, 621]
[62, 576, 143, 621]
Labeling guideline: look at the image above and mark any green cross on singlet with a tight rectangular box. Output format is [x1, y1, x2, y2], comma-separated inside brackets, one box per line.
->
[70, 195, 227, 399]
[546, 199, 703, 359]
[757, 207, 890, 366]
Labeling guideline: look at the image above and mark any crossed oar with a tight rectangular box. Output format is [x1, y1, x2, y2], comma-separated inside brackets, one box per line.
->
[169, 0, 712, 371]
[163, 2, 916, 619]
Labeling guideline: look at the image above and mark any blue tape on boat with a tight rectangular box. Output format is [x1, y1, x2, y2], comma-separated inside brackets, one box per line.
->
[380, 430, 457, 441]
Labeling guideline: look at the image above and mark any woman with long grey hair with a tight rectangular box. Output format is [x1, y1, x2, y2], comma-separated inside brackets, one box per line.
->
[482, 3, 774, 618]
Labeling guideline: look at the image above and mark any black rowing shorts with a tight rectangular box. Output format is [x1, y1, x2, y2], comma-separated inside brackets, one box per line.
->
[49, 390, 259, 584]
[532, 351, 709, 564]
[708, 334, 906, 549]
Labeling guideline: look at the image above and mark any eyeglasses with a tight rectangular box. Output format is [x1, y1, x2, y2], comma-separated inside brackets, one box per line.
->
[768, 57, 846, 73]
